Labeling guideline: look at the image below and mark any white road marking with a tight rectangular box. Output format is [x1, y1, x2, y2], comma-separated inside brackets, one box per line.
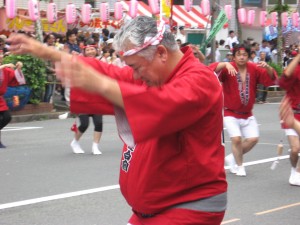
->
[0, 154, 291, 211]
[3, 127, 43, 131]
[0, 185, 120, 210]
[221, 218, 241, 224]
[224, 155, 290, 170]
[255, 202, 300, 215]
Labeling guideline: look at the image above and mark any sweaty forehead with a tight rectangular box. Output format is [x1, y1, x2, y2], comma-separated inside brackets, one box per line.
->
[236, 50, 247, 55]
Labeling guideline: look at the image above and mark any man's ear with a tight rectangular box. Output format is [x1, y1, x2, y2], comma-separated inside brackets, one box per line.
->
[156, 45, 168, 62]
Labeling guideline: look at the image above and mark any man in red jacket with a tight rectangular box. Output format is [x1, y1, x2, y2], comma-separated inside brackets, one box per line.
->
[279, 49, 300, 186]
[209, 44, 277, 177]
[8, 16, 227, 224]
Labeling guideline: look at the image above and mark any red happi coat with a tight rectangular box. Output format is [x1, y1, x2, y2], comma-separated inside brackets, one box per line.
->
[70, 47, 227, 214]
[209, 61, 278, 119]
[279, 65, 300, 125]
[0, 68, 20, 111]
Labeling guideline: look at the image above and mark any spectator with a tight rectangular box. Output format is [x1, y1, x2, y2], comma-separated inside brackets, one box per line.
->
[225, 30, 239, 49]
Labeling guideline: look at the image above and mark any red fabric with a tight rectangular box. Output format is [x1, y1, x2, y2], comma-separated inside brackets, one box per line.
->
[209, 61, 278, 119]
[279, 66, 300, 128]
[128, 208, 225, 225]
[70, 47, 227, 215]
[70, 56, 134, 115]
[0, 68, 19, 111]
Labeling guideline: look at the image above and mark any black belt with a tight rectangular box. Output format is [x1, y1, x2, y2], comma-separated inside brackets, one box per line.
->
[133, 210, 156, 218]
[293, 110, 300, 114]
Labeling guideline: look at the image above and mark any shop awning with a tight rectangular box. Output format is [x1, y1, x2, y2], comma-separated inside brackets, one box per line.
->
[120, 2, 210, 29]
[171, 5, 210, 29]
[121, 1, 152, 17]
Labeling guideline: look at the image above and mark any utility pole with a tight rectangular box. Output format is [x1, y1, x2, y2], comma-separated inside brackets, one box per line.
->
[235, 0, 242, 42]
[277, 0, 283, 65]
[210, 0, 219, 63]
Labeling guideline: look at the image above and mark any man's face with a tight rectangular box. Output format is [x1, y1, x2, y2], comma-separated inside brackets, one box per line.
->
[262, 42, 268, 48]
[124, 48, 166, 87]
[47, 35, 55, 46]
[259, 52, 266, 60]
[233, 50, 249, 66]
[0, 41, 5, 49]
[255, 44, 260, 51]
[230, 32, 235, 38]
[68, 34, 77, 42]
[84, 46, 97, 57]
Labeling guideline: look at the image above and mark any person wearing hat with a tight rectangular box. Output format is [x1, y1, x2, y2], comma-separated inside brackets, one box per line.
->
[8, 16, 227, 224]
[70, 43, 102, 155]
[223, 51, 233, 62]
[209, 44, 278, 177]
[106, 38, 114, 50]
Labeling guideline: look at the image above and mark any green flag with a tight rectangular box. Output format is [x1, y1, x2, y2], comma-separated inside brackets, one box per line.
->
[201, 10, 228, 52]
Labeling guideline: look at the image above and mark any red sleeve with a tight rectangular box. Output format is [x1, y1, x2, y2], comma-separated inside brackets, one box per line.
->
[3, 68, 19, 87]
[208, 62, 219, 71]
[256, 65, 278, 86]
[119, 67, 223, 142]
[279, 66, 300, 90]
[70, 56, 133, 115]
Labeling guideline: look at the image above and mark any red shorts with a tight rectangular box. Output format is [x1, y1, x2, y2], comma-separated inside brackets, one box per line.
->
[128, 208, 225, 225]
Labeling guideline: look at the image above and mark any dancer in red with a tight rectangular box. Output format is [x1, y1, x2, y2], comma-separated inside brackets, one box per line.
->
[8, 16, 227, 224]
[0, 54, 23, 147]
[209, 44, 277, 176]
[278, 49, 300, 186]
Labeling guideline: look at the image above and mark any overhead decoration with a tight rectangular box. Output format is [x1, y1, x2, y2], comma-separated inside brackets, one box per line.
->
[224, 5, 231, 20]
[184, 0, 192, 12]
[66, 3, 77, 24]
[247, 10, 255, 26]
[259, 11, 267, 27]
[81, 3, 92, 24]
[237, 8, 246, 24]
[200, 0, 210, 16]
[5, 0, 16, 19]
[28, 0, 40, 21]
[292, 12, 299, 27]
[47, 1, 57, 24]
[148, 0, 160, 15]
[129, 0, 138, 18]
[271, 12, 278, 27]
[281, 12, 288, 27]
[100, 2, 109, 22]
[114, 1, 123, 20]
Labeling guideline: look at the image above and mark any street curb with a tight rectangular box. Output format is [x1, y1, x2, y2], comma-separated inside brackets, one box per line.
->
[11, 111, 69, 123]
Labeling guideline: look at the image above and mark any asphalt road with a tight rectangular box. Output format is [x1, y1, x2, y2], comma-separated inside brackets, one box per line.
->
[0, 103, 299, 225]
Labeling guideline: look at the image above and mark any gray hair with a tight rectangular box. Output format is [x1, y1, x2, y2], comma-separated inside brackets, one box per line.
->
[113, 16, 178, 61]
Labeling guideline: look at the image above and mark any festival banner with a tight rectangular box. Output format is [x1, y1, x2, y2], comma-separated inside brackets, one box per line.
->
[201, 10, 228, 52]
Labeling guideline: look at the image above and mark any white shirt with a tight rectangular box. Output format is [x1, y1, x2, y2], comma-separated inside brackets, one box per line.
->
[225, 36, 239, 48]
[176, 33, 186, 44]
